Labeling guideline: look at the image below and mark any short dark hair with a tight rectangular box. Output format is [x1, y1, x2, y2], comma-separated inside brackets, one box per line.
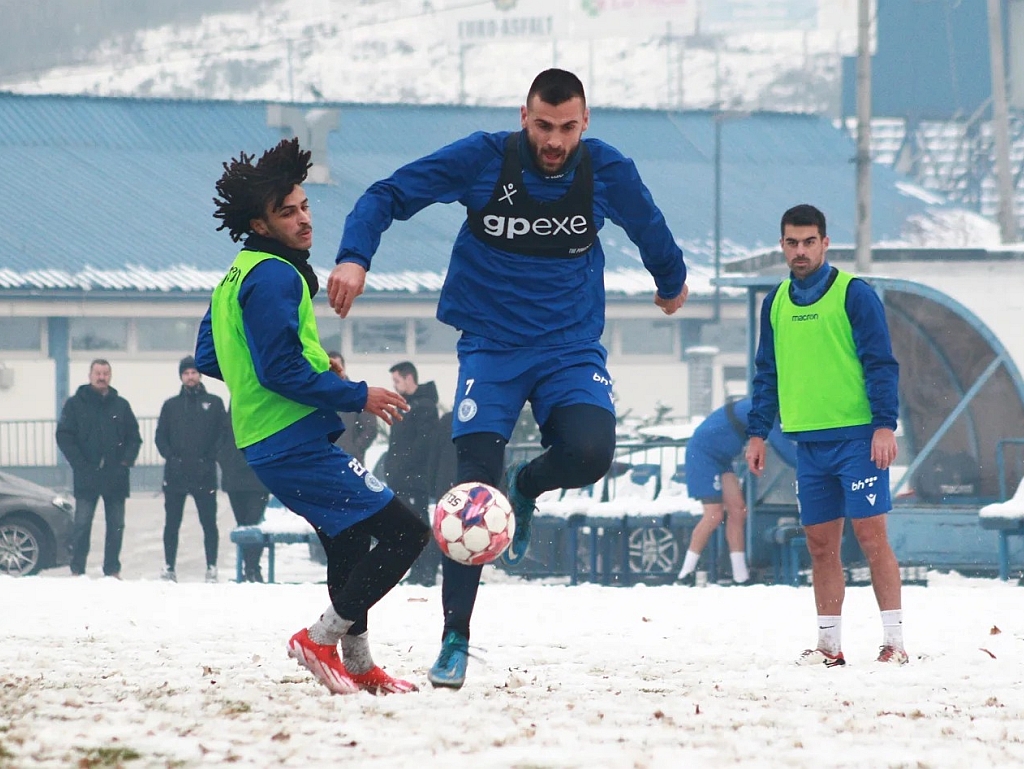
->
[90, 359, 111, 372]
[327, 351, 344, 364]
[527, 69, 586, 108]
[780, 204, 827, 238]
[389, 361, 418, 382]
[213, 137, 312, 242]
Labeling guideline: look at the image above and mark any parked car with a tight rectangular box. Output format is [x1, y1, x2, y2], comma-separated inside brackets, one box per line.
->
[0, 471, 75, 576]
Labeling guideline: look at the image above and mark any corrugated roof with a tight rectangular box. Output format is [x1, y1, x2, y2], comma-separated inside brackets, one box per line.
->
[0, 93, 978, 295]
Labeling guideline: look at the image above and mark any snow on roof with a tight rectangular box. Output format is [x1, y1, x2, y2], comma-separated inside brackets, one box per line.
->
[0, 94, 1001, 296]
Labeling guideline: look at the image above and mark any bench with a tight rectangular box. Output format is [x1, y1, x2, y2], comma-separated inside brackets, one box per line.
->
[978, 515, 1024, 581]
[229, 526, 318, 584]
[978, 478, 1024, 581]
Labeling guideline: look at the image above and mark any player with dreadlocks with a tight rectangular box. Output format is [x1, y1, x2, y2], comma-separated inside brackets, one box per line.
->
[195, 137, 430, 695]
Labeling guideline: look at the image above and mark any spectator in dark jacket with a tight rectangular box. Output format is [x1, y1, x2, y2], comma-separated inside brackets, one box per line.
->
[154, 356, 227, 583]
[219, 406, 270, 582]
[388, 361, 440, 585]
[55, 359, 142, 578]
[327, 351, 378, 465]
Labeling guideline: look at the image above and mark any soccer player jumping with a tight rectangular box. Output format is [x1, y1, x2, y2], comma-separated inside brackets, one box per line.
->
[327, 69, 689, 688]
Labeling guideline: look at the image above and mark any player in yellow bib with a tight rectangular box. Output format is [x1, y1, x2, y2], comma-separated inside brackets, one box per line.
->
[745, 204, 907, 667]
[195, 139, 429, 694]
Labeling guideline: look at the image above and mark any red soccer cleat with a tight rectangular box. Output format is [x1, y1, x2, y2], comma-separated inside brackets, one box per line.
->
[876, 645, 910, 665]
[287, 629, 360, 695]
[345, 665, 419, 695]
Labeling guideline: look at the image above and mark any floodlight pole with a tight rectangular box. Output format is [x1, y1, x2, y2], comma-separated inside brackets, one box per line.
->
[714, 113, 722, 323]
[854, 0, 873, 273]
[988, 0, 1019, 243]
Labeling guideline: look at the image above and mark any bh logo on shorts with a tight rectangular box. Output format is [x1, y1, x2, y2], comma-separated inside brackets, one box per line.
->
[850, 476, 878, 492]
[851, 475, 879, 506]
[458, 398, 478, 422]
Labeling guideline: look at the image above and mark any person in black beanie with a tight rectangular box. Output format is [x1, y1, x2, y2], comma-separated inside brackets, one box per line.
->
[155, 356, 227, 582]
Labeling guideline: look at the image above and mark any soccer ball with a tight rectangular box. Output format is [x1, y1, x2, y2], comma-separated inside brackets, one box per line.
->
[432, 482, 515, 566]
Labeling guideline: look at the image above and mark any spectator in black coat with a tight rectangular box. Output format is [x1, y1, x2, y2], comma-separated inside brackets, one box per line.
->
[219, 406, 270, 582]
[327, 351, 378, 465]
[154, 356, 227, 583]
[56, 359, 142, 578]
[387, 361, 440, 585]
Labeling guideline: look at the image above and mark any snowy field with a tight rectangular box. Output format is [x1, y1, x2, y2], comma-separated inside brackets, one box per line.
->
[3, 495, 1024, 768]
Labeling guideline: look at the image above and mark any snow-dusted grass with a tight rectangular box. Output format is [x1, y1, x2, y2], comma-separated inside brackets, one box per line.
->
[3, 571, 1024, 768]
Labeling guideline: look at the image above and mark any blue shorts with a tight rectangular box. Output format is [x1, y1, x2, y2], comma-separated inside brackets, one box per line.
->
[685, 444, 737, 502]
[451, 339, 615, 440]
[248, 436, 394, 537]
[796, 438, 891, 526]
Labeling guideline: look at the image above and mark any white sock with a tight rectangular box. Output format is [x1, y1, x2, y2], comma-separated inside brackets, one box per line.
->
[340, 632, 374, 675]
[730, 551, 749, 583]
[678, 550, 700, 579]
[307, 605, 353, 646]
[881, 609, 904, 649]
[816, 615, 842, 655]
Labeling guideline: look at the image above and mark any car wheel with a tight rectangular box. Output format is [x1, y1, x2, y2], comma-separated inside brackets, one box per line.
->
[627, 526, 680, 575]
[0, 515, 49, 577]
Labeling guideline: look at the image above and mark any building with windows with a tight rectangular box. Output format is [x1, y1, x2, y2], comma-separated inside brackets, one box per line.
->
[0, 93, 992, 426]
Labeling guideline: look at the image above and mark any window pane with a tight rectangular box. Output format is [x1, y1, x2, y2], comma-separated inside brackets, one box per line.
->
[319, 321, 343, 357]
[414, 319, 459, 354]
[601, 321, 613, 355]
[619, 319, 677, 355]
[0, 318, 41, 350]
[700, 318, 746, 353]
[70, 318, 127, 351]
[351, 320, 407, 354]
[136, 318, 198, 352]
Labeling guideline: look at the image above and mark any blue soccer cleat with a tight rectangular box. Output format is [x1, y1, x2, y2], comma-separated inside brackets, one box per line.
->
[428, 630, 469, 689]
[501, 461, 536, 566]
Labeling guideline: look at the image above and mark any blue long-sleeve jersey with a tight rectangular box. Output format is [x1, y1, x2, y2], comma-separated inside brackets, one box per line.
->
[337, 130, 686, 347]
[195, 253, 369, 460]
[689, 398, 797, 467]
[747, 262, 899, 443]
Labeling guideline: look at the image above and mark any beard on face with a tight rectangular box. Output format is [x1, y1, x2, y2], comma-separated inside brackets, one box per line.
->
[527, 134, 570, 174]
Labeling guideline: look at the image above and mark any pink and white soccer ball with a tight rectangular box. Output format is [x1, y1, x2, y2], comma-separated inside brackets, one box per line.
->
[432, 482, 515, 566]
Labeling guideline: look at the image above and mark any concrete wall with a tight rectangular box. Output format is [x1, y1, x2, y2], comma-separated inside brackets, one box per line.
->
[0, 351, 721, 423]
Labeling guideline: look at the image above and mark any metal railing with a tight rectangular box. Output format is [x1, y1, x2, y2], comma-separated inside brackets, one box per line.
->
[0, 417, 163, 468]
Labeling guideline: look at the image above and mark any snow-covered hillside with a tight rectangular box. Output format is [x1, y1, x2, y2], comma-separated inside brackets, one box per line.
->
[0, 0, 852, 111]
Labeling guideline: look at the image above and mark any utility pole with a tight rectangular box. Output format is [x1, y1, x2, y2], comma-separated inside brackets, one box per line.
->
[665, 22, 673, 108]
[459, 43, 468, 105]
[988, 0, 1019, 242]
[854, 0, 872, 273]
[713, 113, 722, 322]
[286, 39, 295, 103]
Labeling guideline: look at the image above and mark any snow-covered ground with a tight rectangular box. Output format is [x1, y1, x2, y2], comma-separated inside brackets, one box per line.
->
[3, 493, 1024, 767]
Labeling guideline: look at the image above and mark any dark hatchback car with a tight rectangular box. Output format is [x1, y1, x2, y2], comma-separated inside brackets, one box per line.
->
[0, 470, 75, 576]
